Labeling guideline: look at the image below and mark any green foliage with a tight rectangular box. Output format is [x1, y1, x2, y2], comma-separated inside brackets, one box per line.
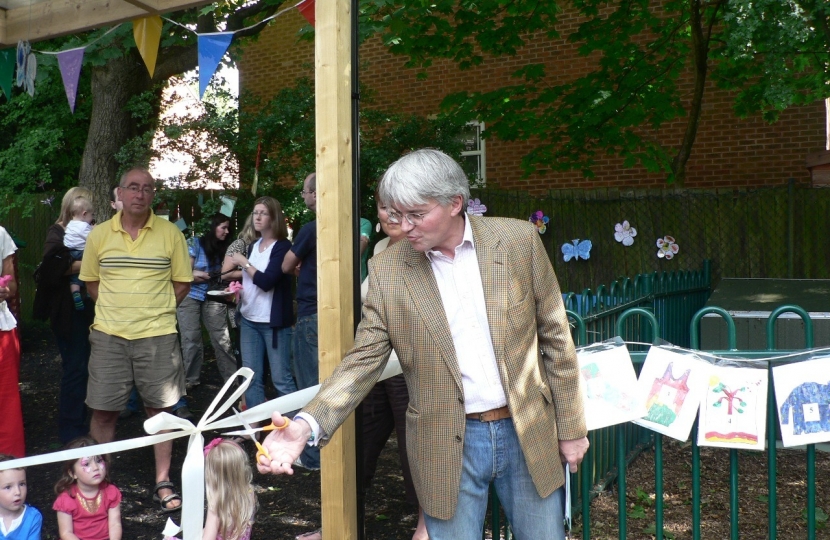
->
[360, 0, 830, 180]
[802, 506, 829, 530]
[146, 76, 469, 229]
[0, 60, 91, 218]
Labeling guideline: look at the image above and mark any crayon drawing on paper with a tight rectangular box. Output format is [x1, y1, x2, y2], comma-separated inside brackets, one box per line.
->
[697, 365, 767, 450]
[633, 346, 709, 441]
[773, 357, 830, 447]
[577, 343, 646, 431]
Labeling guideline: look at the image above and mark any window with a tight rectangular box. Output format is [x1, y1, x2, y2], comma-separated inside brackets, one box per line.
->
[460, 121, 486, 187]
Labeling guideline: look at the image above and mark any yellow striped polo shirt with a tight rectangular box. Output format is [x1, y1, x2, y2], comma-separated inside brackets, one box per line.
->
[79, 211, 193, 340]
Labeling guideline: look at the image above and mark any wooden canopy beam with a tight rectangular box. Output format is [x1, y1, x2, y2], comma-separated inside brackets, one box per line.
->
[0, 0, 212, 46]
[315, 0, 358, 536]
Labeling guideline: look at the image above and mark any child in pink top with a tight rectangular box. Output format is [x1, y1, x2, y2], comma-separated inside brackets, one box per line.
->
[52, 437, 122, 540]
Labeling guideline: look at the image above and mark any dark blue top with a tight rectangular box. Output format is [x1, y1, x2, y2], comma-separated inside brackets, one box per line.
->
[291, 219, 317, 318]
[246, 238, 295, 333]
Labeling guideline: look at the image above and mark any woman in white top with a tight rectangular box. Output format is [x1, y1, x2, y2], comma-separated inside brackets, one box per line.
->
[230, 197, 298, 410]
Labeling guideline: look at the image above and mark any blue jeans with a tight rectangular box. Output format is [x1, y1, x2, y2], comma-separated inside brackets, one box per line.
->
[53, 308, 92, 443]
[423, 418, 565, 540]
[292, 313, 319, 468]
[240, 317, 297, 410]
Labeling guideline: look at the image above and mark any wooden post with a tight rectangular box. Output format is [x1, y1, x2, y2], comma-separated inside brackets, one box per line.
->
[315, 0, 357, 536]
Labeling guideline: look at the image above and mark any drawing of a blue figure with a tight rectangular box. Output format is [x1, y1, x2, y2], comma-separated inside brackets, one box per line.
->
[779, 381, 830, 435]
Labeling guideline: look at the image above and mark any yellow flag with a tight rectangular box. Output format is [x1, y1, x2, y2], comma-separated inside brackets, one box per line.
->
[133, 16, 162, 77]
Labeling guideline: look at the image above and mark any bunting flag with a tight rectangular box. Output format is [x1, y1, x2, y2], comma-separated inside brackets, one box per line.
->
[0, 49, 13, 101]
[56, 47, 85, 113]
[133, 16, 163, 77]
[198, 32, 233, 99]
[296, 0, 316, 27]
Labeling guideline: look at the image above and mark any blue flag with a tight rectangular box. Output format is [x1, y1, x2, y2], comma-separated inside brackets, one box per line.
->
[198, 32, 233, 99]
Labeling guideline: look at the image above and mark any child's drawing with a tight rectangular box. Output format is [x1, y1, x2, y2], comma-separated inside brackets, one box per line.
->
[633, 346, 709, 441]
[773, 357, 830, 447]
[577, 341, 646, 431]
[697, 365, 767, 450]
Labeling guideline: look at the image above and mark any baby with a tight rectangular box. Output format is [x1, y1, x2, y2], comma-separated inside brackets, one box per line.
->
[63, 196, 95, 311]
[0, 454, 42, 540]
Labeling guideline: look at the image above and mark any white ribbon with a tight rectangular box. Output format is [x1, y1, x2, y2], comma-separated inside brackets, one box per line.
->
[0, 359, 403, 539]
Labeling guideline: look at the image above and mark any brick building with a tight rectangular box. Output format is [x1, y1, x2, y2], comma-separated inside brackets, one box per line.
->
[237, 9, 828, 193]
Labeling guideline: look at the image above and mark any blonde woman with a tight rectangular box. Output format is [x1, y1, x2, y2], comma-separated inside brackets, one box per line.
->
[35, 186, 95, 444]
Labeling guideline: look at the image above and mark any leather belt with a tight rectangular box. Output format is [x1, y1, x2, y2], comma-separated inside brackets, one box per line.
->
[466, 406, 511, 422]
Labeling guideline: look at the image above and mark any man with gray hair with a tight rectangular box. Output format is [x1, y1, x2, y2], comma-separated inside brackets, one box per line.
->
[259, 149, 588, 539]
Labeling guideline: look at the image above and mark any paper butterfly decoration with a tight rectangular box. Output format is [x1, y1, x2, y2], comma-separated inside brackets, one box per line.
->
[15, 41, 36, 97]
[529, 210, 549, 234]
[614, 221, 637, 246]
[467, 198, 487, 216]
[0, 275, 12, 288]
[41, 196, 54, 208]
[656, 236, 679, 259]
[562, 239, 592, 262]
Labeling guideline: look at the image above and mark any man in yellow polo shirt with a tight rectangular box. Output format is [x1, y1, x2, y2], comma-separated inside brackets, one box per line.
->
[79, 167, 192, 514]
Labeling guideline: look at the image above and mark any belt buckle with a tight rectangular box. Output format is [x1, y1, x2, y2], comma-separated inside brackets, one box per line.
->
[478, 412, 487, 422]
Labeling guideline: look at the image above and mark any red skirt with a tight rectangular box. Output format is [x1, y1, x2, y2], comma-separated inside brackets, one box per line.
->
[0, 328, 24, 457]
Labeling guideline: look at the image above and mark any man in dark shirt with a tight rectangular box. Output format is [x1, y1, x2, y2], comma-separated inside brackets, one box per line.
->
[281, 172, 321, 470]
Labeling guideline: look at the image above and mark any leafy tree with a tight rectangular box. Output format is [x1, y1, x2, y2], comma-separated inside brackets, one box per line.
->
[143, 76, 469, 230]
[362, 0, 830, 184]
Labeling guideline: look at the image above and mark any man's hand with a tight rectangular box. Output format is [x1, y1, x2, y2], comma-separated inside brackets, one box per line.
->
[559, 437, 590, 473]
[256, 412, 312, 475]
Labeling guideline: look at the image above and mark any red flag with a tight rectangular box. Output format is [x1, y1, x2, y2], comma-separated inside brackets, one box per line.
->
[296, 0, 315, 27]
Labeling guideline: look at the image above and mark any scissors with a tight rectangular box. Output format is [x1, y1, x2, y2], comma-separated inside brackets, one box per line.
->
[229, 408, 286, 463]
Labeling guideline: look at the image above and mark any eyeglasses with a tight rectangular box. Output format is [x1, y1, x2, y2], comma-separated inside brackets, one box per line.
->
[386, 204, 440, 226]
[301, 190, 315, 196]
[121, 185, 155, 195]
[252, 211, 270, 217]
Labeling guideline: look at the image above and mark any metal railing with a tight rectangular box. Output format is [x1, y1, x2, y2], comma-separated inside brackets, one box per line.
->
[564, 303, 822, 540]
[486, 262, 713, 539]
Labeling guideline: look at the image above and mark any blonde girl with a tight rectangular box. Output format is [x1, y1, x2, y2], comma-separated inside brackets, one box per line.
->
[203, 438, 256, 540]
[52, 436, 122, 540]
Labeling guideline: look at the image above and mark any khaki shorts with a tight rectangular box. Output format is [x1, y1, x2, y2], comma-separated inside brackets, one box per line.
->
[87, 330, 185, 411]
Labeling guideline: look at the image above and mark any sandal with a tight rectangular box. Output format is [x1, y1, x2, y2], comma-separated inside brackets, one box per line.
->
[152, 481, 182, 514]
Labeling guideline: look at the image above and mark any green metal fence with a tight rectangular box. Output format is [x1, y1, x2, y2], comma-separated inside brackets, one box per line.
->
[486, 262, 712, 539]
[561, 304, 823, 540]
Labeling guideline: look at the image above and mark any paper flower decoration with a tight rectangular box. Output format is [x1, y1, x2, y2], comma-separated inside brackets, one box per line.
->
[467, 198, 487, 216]
[529, 211, 550, 234]
[614, 221, 637, 246]
[656, 236, 679, 259]
[562, 239, 592, 261]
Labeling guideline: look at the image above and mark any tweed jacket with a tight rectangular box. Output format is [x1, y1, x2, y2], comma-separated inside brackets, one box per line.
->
[302, 215, 586, 519]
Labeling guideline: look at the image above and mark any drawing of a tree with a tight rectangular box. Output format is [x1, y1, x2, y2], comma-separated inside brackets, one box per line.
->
[711, 381, 748, 415]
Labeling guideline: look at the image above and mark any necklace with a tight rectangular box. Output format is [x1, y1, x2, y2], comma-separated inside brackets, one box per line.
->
[76, 488, 102, 514]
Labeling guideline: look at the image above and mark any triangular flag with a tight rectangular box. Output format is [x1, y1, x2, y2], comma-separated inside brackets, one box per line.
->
[198, 33, 233, 99]
[133, 16, 162, 77]
[0, 49, 13, 101]
[297, 0, 315, 27]
[56, 47, 85, 113]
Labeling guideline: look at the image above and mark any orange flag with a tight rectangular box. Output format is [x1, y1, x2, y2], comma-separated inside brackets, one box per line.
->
[133, 16, 162, 77]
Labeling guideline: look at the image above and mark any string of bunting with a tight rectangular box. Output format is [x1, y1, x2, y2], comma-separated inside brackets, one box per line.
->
[0, 0, 315, 110]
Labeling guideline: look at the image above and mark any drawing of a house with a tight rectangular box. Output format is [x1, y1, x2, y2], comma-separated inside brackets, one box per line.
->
[644, 363, 690, 427]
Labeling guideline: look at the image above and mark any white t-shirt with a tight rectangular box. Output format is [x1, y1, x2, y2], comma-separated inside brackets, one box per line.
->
[64, 219, 93, 250]
[240, 239, 275, 323]
[0, 226, 18, 331]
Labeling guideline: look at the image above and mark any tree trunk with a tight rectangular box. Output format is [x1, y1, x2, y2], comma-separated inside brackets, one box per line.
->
[78, 51, 153, 221]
